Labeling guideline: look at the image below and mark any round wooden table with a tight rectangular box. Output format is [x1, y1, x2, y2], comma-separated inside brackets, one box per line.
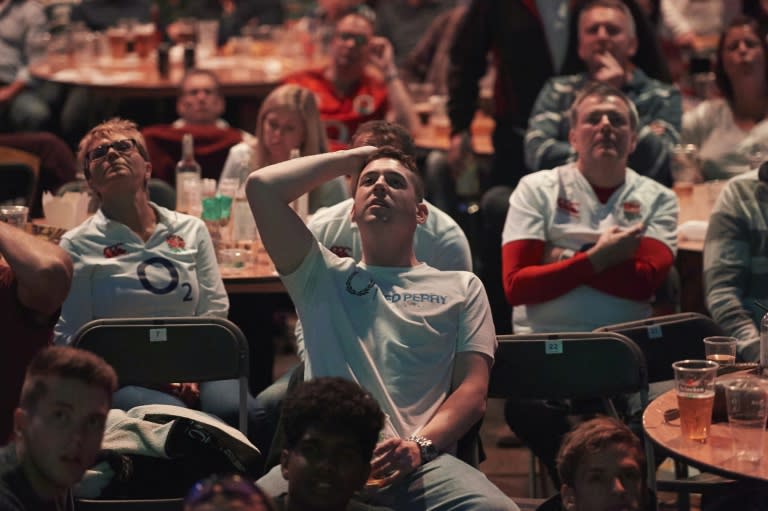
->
[644, 387, 768, 483]
[29, 51, 316, 98]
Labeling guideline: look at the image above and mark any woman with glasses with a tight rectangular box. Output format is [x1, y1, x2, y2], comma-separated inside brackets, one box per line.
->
[219, 84, 347, 213]
[53, 118, 260, 440]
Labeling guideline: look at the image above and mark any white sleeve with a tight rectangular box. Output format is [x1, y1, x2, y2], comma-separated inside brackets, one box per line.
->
[429, 224, 473, 272]
[53, 238, 93, 345]
[644, 187, 679, 256]
[501, 176, 548, 245]
[457, 274, 497, 360]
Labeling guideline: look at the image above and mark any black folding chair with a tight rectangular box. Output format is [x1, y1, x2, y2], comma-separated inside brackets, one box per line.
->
[491, 332, 650, 497]
[72, 317, 250, 510]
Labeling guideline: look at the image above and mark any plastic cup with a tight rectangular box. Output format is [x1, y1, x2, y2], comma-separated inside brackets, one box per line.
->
[673, 360, 719, 443]
[0, 205, 29, 228]
[725, 377, 768, 463]
[704, 336, 737, 365]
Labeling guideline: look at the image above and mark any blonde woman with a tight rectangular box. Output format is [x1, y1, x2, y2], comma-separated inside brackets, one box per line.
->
[219, 84, 347, 212]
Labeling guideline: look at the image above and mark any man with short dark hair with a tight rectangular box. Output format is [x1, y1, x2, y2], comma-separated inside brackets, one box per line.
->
[552, 416, 648, 511]
[141, 69, 246, 185]
[284, 12, 421, 150]
[0, 346, 117, 510]
[276, 377, 388, 511]
[248, 144, 516, 509]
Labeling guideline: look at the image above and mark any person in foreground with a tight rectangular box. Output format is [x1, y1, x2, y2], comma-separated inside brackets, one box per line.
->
[537, 416, 650, 511]
[185, 474, 277, 511]
[0, 346, 117, 511]
[0, 221, 72, 445]
[247, 146, 516, 510]
[276, 377, 390, 511]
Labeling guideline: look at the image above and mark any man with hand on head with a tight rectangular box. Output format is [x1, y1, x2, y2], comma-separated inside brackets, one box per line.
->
[0, 346, 117, 511]
[248, 144, 515, 509]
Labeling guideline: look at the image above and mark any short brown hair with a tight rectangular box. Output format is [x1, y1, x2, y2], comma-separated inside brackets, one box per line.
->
[557, 416, 646, 487]
[351, 121, 415, 156]
[19, 346, 118, 413]
[579, 0, 636, 37]
[569, 81, 640, 132]
[179, 68, 223, 96]
[360, 146, 424, 202]
[78, 118, 150, 178]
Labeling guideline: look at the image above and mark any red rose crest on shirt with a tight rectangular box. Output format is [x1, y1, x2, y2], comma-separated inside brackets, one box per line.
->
[166, 235, 186, 252]
[353, 94, 375, 115]
[557, 197, 580, 216]
[103, 243, 127, 258]
[622, 200, 642, 222]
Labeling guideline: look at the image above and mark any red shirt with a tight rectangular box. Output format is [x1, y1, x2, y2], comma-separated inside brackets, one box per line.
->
[284, 68, 389, 150]
[0, 267, 54, 445]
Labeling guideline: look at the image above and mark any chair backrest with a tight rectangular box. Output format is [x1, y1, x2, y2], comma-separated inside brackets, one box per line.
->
[490, 332, 648, 405]
[594, 312, 723, 383]
[0, 146, 40, 208]
[72, 317, 250, 433]
[148, 178, 176, 210]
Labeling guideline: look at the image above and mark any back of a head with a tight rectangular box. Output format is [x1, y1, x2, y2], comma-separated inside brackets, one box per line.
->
[19, 346, 118, 413]
[185, 474, 276, 511]
[282, 377, 384, 461]
[556, 416, 646, 488]
[350, 120, 415, 155]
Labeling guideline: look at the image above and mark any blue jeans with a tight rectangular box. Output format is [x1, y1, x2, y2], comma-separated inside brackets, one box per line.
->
[258, 454, 518, 511]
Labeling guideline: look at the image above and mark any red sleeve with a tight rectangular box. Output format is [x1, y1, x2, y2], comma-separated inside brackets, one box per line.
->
[502, 239, 596, 306]
[588, 238, 674, 300]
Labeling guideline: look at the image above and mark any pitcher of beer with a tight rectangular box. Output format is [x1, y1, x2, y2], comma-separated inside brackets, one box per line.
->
[672, 360, 719, 443]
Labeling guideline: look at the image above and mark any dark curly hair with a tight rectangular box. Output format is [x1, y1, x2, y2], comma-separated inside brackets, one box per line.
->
[282, 377, 384, 461]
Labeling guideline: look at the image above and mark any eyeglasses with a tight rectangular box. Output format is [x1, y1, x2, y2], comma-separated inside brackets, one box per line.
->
[185, 474, 269, 507]
[85, 139, 138, 166]
[336, 31, 369, 47]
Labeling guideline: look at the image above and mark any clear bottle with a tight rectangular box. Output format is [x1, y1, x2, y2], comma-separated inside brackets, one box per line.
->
[288, 148, 309, 222]
[760, 312, 768, 371]
[230, 151, 257, 243]
[176, 133, 202, 217]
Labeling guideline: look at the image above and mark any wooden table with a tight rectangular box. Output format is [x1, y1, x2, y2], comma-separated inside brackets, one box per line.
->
[413, 111, 494, 155]
[644, 386, 768, 483]
[674, 181, 725, 313]
[221, 263, 285, 295]
[30, 51, 317, 98]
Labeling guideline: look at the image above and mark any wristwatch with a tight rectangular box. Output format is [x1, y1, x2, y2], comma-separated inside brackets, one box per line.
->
[408, 434, 439, 464]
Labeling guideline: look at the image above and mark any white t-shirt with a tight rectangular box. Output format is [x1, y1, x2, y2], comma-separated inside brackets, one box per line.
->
[54, 204, 229, 345]
[282, 241, 496, 439]
[309, 198, 473, 272]
[502, 163, 678, 333]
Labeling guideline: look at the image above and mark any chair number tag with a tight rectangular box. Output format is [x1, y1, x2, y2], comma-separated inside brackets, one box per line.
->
[646, 325, 662, 339]
[149, 328, 167, 342]
[545, 341, 563, 354]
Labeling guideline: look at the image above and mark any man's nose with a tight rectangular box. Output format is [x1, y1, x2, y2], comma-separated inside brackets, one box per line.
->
[596, 25, 609, 39]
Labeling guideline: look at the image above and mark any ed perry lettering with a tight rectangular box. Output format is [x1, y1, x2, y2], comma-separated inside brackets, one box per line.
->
[384, 292, 447, 304]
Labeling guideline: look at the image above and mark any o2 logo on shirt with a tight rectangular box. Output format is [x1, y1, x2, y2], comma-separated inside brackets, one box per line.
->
[137, 257, 193, 302]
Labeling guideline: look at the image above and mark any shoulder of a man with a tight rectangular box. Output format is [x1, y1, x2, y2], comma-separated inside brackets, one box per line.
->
[0, 446, 25, 511]
[630, 69, 676, 99]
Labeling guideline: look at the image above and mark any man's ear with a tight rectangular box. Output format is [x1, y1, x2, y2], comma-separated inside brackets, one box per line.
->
[13, 408, 28, 439]
[415, 202, 428, 225]
[561, 484, 577, 511]
[280, 449, 290, 480]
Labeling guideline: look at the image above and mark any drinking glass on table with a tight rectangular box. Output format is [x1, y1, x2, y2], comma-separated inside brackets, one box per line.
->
[725, 377, 768, 463]
[704, 336, 738, 365]
[0, 205, 29, 229]
[672, 359, 719, 443]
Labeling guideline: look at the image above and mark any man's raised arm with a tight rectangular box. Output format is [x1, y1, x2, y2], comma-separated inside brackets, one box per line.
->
[246, 147, 375, 275]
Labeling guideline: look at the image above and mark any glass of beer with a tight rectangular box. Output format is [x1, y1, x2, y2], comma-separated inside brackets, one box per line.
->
[106, 26, 128, 60]
[704, 336, 738, 365]
[673, 359, 719, 443]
